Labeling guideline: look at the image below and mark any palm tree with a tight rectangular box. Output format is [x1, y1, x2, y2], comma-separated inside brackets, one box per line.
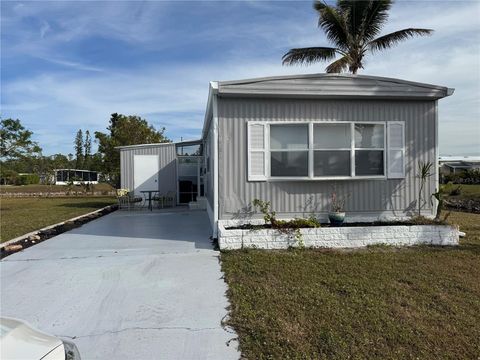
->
[282, 0, 433, 74]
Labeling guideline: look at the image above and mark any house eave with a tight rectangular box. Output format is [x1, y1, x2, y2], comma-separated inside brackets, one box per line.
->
[216, 73, 454, 100]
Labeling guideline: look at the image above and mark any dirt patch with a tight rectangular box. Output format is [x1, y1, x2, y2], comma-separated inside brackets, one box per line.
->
[226, 218, 445, 230]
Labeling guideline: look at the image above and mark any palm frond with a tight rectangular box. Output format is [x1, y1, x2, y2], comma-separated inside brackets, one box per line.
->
[337, 0, 371, 38]
[313, 0, 327, 12]
[368, 28, 433, 52]
[360, 0, 392, 41]
[313, 1, 349, 49]
[282, 47, 337, 66]
[325, 55, 350, 73]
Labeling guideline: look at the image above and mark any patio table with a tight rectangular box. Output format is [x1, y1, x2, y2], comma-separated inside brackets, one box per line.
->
[140, 190, 158, 211]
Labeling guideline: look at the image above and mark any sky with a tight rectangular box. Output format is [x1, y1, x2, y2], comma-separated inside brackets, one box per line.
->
[1, 0, 480, 156]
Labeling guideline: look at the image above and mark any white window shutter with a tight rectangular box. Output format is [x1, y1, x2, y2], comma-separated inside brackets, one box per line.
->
[247, 122, 267, 181]
[387, 121, 406, 179]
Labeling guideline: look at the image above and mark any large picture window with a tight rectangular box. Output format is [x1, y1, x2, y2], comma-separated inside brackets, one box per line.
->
[247, 121, 403, 181]
[267, 122, 386, 179]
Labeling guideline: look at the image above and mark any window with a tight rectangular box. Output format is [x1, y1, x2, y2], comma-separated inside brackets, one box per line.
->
[314, 123, 351, 176]
[270, 125, 308, 177]
[354, 124, 385, 176]
[247, 121, 402, 181]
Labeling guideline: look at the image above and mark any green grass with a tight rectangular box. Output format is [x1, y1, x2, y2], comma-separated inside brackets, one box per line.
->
[0, 197, 116, 242]
[221, 211, 480, 359]
[445, 184, 480, 200]
[0, 183, 114, 194]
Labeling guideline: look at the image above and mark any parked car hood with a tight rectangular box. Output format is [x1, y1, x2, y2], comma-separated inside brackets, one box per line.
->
[0, 317, 63, 359]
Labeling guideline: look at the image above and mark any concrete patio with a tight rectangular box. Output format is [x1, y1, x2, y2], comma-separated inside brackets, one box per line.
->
[0, 209, 239, 360]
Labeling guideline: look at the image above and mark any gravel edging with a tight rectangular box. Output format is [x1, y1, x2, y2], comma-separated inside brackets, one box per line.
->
[1, 204, 118, 259]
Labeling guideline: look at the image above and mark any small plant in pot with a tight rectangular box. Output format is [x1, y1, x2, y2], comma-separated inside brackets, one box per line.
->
[328, 190, 346, 226]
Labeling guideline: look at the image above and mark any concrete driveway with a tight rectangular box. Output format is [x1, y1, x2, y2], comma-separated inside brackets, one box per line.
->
[1, 209, 239, 360]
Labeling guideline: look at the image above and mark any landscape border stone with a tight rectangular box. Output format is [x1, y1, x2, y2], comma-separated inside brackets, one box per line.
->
[1, 204, 118, 258]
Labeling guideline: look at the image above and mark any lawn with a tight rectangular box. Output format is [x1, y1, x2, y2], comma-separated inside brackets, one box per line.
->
[445, 184, 480, 200]
[0, 197, 116, 242]
[0, 183, 114, 194]
[221, 211, 480, 359]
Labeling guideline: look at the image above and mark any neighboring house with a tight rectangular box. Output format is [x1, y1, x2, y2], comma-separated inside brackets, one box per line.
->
[118, 73, 454, 237]
[439, 156, 480, 176]
[53, 169, 99, 185]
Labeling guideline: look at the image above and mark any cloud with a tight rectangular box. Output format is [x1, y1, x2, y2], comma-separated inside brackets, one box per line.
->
[1, 0, 479, 155]
[39, 20, 50, 38]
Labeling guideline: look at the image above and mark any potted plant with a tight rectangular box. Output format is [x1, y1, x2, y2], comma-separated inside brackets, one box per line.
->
[328, 190, 346, 226]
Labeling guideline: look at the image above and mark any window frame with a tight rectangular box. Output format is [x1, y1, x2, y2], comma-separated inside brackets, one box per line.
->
[265, 121, 387, 181]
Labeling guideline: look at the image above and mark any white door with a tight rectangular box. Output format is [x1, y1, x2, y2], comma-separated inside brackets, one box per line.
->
[133, 155, 159, 195]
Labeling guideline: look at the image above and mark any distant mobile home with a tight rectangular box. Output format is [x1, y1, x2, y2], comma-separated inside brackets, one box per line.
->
[118, 73, 454, 237]
[54, 169, 99, 185]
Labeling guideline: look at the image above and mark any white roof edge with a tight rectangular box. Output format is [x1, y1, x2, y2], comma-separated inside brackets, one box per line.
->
[201, 82, 219, 139]
[439, 155, 480, 161]
[217, 73, 452, 93]
[115, 141, 178, 150]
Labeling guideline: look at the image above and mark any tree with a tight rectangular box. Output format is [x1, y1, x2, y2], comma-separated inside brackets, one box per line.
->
[50, 153, 71, 170]
[282, 0, 433, 74]
[74, 129, 84, 169]
[95, 113, 169, 186]
[0, 118, 42, 160]
[84, 130, 92, 170]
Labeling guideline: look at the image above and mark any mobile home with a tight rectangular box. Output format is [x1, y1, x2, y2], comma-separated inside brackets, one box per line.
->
[119, 73, 454, 237]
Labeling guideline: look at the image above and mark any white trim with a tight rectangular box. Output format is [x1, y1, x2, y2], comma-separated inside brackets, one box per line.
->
[201, 82, 219, 140]
[350, 123, 356, 176]
[55, 181, 99, 185]
[116, 142, 176, 150]
[386, 121, 406, 179]
[266, 124, 271, 178]
[212, 94, 219, 238]
[433, 101, 439, 217]
[266, 176, 386, 181]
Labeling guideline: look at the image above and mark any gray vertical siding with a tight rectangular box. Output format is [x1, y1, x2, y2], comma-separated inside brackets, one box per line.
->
[120, 144, 177, 194]
[217, 97, 437, 220]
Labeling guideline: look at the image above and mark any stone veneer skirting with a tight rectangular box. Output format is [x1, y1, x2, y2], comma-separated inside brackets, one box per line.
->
[218, 223, 459, 250]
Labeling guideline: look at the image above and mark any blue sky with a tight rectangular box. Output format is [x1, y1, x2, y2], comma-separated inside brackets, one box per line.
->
[1, 0, 479, 156]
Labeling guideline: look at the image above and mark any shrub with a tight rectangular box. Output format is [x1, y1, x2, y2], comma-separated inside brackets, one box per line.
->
[15, 174, 40, 185]
[442, 169, 480, 185]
